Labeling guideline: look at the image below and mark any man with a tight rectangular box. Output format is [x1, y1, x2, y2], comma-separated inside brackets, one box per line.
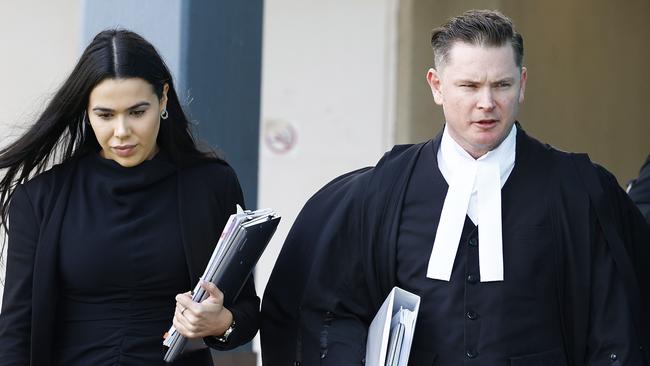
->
[261, 10, 650, 365]
[629, 155, 650, 225]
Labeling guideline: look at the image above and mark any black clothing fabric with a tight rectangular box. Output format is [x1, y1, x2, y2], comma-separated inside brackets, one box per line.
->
[53, 153, 203, 365]
[629, 155, 650, 225]
[261, 125, 650, 365]
[0, 151, 260, 366]
[396, 141, 481, 364]
[396, 140, 637, 364]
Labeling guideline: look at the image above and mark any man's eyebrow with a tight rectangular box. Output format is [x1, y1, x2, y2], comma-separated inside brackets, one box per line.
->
[455, 79, 479, 84]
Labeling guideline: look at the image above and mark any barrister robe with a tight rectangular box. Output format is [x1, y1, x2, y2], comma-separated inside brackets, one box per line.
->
[629, 154, 650, 225]
[261, 124, 650, 366]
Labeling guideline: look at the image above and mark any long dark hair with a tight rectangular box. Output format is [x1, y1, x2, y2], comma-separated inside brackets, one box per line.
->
[0, 29, 217, 233]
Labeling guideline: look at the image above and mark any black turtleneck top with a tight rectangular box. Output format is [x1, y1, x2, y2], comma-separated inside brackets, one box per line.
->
[53, 151, 212, 365]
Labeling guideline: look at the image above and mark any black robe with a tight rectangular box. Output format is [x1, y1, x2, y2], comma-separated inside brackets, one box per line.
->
[260, 125, 650, 366]
[629, 155, 650, 225]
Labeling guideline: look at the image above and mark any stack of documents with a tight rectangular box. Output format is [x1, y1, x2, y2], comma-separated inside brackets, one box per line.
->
[366, 287, 420, 366]
[163, 208, 281, 362]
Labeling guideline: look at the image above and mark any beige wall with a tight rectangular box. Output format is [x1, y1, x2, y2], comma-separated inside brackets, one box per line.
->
[396, 0, 650, 184]
[0, 0, 81, 144]
[255, 0, 399, 359]
[0, 0, 81, 302]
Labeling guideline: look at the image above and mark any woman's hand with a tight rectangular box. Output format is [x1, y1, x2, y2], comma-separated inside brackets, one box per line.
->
[173, 281, 234, 339]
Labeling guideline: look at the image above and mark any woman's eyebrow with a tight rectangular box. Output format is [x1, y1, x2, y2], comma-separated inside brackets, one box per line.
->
[92, 101, 151, 112]
[127, 102, 151, 110]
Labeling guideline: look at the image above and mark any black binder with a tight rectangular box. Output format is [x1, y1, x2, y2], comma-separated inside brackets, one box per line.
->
[212, 215, 281, 307]
[163, 209, 280, 362]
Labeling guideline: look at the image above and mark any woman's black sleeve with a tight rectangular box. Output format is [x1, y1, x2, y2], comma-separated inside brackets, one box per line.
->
[0, 185, 39, 365]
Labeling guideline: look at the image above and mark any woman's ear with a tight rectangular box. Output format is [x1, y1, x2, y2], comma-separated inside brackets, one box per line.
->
[160, 83, 170, 110]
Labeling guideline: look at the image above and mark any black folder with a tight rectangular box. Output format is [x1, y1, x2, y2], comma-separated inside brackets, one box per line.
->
[163, 209, 280, 362]
[213, 215, 281, 307]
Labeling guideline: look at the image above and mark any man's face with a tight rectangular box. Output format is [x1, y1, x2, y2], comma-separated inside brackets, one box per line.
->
[427, 42, 527, 158]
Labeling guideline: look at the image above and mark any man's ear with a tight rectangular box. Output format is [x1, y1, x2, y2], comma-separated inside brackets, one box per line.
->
[426, 68, 444, 105]
[518, 66, 527, 104]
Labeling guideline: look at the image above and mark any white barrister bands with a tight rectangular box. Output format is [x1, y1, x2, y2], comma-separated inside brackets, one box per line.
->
[475, 159, 504, 282]
[427, 124, 516, 282]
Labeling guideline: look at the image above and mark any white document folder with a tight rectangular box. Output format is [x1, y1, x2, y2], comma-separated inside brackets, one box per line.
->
[365, 287, 420, 366]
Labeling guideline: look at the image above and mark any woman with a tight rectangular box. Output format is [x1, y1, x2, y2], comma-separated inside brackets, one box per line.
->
[0, 29, 259, 365]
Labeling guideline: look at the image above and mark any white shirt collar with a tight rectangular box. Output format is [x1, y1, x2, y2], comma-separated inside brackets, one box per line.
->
[438, 124, 517, 196]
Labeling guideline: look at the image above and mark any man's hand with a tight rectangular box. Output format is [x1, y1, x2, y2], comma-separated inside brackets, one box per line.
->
[173, 281, 234, 339]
